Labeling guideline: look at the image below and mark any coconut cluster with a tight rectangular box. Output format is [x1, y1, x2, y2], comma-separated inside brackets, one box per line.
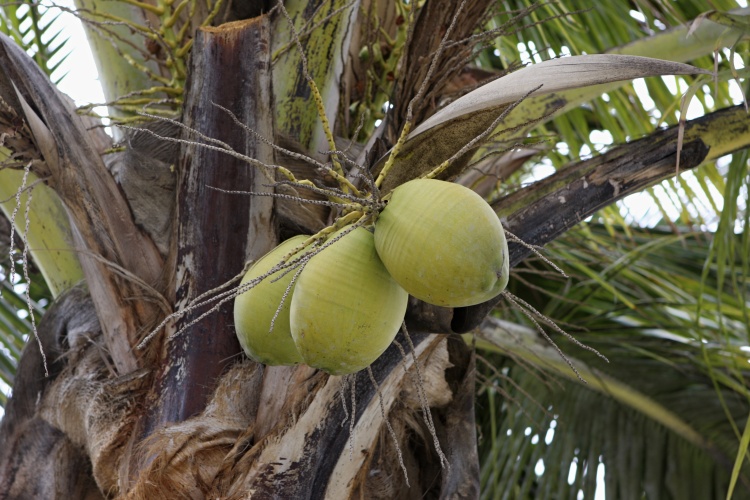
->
[233, 179, 509, 375]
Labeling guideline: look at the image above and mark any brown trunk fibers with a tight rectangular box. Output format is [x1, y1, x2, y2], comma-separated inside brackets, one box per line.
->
[0, 287, 105, 498]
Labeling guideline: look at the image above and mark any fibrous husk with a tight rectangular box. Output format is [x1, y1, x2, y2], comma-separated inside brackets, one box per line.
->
[0, 285, 143, 498]
[33, 288, 148, 495]
[125, 362, 264, 500]
[1, 284, 470, 498]
[356, 339, 454, 499]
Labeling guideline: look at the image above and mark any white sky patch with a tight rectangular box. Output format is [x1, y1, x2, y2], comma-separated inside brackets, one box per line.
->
[40, 1, 106, 110]
[530, 159, 556, 182]
[568, 458, 578, 485]
[589, 129, 613, 149]
[629, 10, 646, 23]
[545, 428, 555, 444]
[618, 192, 659, 227]
[517, 42, 532, 65]
[527, 41, 543, 64]
[617, 161, 730, 228]
[595, 462, 606, 500]
[662, 75, 679, 95]
[535, 459, 546, 476]
[727, 79, 747, 106]
[724, 48, 747, 70]
[633, 78, 656, 110]
[545, 421, 556, 445]
[634, 77, 667, 124]
[683, 95, 705, 121]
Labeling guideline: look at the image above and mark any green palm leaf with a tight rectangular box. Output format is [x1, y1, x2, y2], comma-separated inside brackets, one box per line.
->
[0, 2, 71, 84]
[478, 220, 750, 498]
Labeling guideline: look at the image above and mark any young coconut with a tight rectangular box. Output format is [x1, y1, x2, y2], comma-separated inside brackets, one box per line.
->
[374, 178, 509, 307]
[290, 226, 408, 375]
[233, 235, 309, 365]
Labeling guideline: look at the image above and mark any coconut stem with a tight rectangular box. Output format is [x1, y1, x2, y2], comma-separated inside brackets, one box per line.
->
[374, 121, 411, 189]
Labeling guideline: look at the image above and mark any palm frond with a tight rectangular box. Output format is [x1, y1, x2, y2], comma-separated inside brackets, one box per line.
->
[478, 219, 750, 497]
[0, 260, 48, 409]
[478, 358, 748, 499]
[474, 1, 749, 238]
[0, 2, 72, 84]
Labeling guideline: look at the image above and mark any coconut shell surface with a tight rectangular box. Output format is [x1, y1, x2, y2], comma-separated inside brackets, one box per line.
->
[290, 226, 408, 375]
[374, 178, 509, 307]
[233, 235, 308, 365]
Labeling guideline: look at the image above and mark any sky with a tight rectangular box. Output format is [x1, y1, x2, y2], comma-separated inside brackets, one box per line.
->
[44, 0, 106, 109]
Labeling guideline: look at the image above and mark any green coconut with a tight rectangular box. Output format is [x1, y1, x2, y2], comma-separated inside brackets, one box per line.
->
[374, 178, 509, 307]
[233, 235, 309, 365]
[290, 226, 408, 375]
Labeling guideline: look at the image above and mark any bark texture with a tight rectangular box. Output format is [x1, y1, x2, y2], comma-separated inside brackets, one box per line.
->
[141, 15, 277, 434]
[0, 286, 106, 499]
